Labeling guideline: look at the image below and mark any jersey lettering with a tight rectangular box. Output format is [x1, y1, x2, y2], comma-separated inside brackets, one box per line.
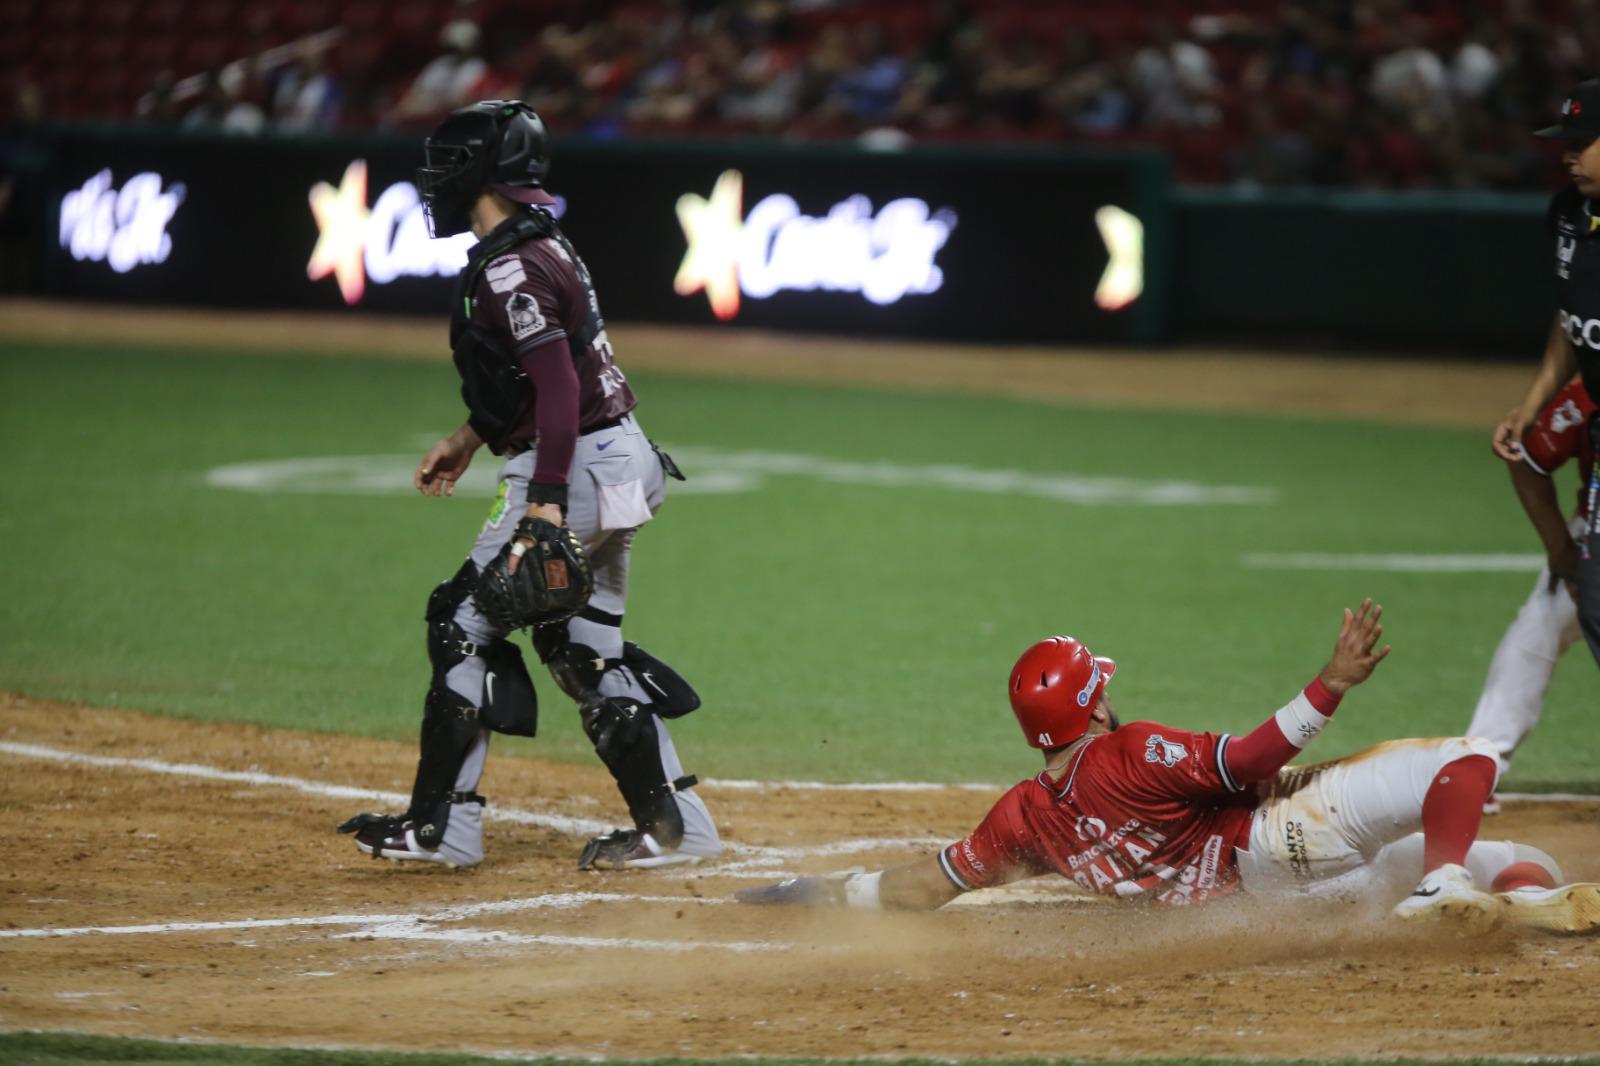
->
[1558, 309, 1600, 350]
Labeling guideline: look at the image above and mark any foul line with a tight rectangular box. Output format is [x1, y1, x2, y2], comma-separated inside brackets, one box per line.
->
[0, 891, 791, 953]
[0, 742, 949, 866]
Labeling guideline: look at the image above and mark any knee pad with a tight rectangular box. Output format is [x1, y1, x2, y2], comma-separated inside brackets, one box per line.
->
[582, 703, 696, 849]
[407, 683, 486, 849]
[622, 641, 700, 718]
[426, 561, 538, 737]
[533, 623, 615, 704]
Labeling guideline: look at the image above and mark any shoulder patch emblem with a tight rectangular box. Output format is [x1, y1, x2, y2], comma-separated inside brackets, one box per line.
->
[486, 255, 527, 294]
[506, 291, 546, 341]
[1144, 734, 1188, 768]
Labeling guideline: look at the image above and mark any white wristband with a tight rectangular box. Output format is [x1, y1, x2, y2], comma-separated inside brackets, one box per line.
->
[1274, 693, 1330, 749]
[843, 870, 883, 910]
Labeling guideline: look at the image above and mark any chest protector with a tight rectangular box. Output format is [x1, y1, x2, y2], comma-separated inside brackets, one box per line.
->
[449, 212, 604, 452]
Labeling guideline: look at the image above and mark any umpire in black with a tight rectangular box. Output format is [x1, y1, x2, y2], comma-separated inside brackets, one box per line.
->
[1494, 79, 1600, 668]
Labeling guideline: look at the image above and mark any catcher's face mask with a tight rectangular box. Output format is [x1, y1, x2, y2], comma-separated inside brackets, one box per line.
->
[417, 131, 489, 239]
[419, 101, 552, 239]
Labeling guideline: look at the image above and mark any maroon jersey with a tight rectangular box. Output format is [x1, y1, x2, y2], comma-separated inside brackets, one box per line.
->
[1521, 378, 1597, 517]
[471, 232, 635, 450]
[940, 721, 1256, 905]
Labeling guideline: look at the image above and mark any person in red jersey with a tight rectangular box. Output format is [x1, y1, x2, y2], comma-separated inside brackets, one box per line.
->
[1468, 378, 1596, 806]
[738, 601, 1600, 933]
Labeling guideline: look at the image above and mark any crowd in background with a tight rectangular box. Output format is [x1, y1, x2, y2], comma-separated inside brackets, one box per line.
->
[7, 0, 1600, 188]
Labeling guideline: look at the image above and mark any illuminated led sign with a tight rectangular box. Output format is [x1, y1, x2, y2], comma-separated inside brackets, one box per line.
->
[305, 160, 477, 304]
[674, 169, 956, 320]
[59, 170, 185, 273]
[1094, 205, 1143, 311]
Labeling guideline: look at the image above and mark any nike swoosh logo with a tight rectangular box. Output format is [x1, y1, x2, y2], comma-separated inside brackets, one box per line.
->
[596, 440, 615, 451]
[642, 670, 664, 695]
[1412, 886, 1441, 898]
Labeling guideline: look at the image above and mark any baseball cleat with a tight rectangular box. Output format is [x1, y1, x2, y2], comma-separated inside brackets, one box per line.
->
[1391, 863, 1503, 932]
[576, 828, 708, 871]
[1497, 883, 1600, 934]
[339, 812, 476, 868]
[735, 875, 848, 907]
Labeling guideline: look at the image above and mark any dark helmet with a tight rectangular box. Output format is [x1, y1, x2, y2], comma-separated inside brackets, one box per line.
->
[417, 100, 552, 238]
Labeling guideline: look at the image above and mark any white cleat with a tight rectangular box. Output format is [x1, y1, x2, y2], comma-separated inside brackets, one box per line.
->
[1391, 863, 1503, 932]
[1498, 883, 1600, 934]
[354, 824, 477, 868]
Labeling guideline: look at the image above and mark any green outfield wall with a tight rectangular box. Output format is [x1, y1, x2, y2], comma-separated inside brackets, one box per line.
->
[1173, 187, 1551, 351]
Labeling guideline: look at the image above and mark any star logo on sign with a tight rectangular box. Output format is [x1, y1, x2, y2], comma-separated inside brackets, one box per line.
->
[673, 169, 744, 321]
[307, 159, 371, 305]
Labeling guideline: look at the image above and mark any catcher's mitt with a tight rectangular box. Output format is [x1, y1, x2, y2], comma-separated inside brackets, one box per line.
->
[475, 516, 593, 629]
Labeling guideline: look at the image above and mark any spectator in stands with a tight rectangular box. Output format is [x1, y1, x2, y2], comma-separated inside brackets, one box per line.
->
[218, 63, 267, 135]
[831, 24, 906, 123]
[180, 71, 229, 130]
[1046, 33, 1135, 136]
[274, 46, 343, 132]
[394, 19, 488, 124]
[1452, 15, 1502, 102]
[1369, 18, 1451, 119]
[1129, 18, 1220, 128]
[136, 71, 181, 125]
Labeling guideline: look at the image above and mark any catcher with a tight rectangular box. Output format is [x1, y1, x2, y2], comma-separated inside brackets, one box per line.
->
[739, 601, 1599, 933]
[338, 101, 720, 870]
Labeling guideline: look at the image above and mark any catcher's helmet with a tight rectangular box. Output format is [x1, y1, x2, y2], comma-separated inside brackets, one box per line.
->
[1008, 636, 1117, 750]
[417, 100, 552, 238]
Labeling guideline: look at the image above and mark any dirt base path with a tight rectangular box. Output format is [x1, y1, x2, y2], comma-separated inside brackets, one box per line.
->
[3, 694, 1598, 1061]
[0, 297, 1537, 429]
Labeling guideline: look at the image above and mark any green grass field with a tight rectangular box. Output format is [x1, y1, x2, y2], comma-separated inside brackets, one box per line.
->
[0, 340, 1595, 790]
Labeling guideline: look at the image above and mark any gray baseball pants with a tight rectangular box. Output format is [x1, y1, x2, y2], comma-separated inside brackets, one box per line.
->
[431, 413, 720, 865]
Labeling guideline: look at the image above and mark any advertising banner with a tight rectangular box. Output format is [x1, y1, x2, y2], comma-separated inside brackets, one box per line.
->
[44, 129, 1170, 342]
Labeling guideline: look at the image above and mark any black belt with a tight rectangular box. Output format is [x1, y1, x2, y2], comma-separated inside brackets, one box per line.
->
[582, 414, 628, 435]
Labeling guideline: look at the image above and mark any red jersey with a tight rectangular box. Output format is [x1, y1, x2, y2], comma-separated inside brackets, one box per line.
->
[940, 722, 1257, 906]
[1521, 378, 1597, 516]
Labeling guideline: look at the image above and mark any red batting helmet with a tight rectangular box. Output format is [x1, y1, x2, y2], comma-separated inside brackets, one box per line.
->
[1008, 636, 1117, 749]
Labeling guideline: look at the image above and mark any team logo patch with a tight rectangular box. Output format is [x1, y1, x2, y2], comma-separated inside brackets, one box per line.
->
[506, 291, 546, 341]
[1144, 734, 1188, 767]
[1076, 661, 1102, 707]
[1552, 398, 1586, 434]
[545, 559, 569, 590]
[486, 480, 510, 528]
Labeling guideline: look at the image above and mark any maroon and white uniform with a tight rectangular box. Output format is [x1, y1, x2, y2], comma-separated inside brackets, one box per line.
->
[425, 215, 721, 868]
[942, 683, 1526, 903]
[470, 234, 637, 503]
[1465, 378, 1596, 775]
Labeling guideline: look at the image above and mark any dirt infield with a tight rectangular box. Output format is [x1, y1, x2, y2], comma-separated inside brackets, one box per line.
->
[5, 301, 1596, 1059]
[0, 297, 1540, 429]
[3, 693, 1598, 1060]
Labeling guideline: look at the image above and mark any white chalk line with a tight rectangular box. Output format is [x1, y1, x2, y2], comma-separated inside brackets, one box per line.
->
[205, 447, 1276, 508]
[0, 742, 954, 865]
[1242, 551, 1545, 573]
[0, 891, 793, 954]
